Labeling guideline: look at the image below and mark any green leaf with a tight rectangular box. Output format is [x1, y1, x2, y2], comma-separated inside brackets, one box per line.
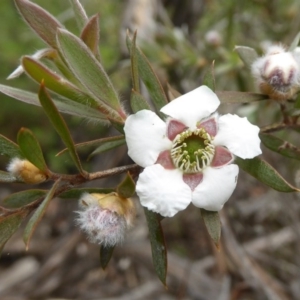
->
[144, 208, 167, 286]
[88, 137, 126, 160]
[0, 84, 106, 122]
[117, 173, 135, 198]
[108, 117, 125, 134]
[234, 46, 258, 68]
[59, 188, 115, 199]
[126, 33, 168, 117]
[15, 0, 63, 49]
[100, 245, 115, 269]
[200, 209, 221, 249]
[129, 31, 140, 93]
[57, 135, 125, 157]
[56, 29, 122, 113]
[2, 190, 47, 209]
[69, 0, 88, 29]
[17, 128, 48, 173]
[23, 179, 60, 250]
[130, 90, 150, 113]
[80, 14, 101, 61]
[38, 83, 84, 173]
[0, 211, 27, 253]
[289, 31, 300, 51]
[22, 56, 103, 112]
[235, 157, 300, 192]
[260, 133, 300, 160]
[203, 61, 216, 92]
[0, 134, 22, 158]
[0, 171, 17, 183]
[216, 91, 267, 103]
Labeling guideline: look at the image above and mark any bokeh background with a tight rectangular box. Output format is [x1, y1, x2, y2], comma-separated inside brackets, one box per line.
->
[1, 0, 300, 299]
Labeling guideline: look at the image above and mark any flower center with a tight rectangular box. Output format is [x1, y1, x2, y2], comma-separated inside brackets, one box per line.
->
[170, 128, 215, 173]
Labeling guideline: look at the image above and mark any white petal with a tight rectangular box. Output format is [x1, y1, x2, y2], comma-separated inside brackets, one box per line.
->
[213, 114, 262, 159]
[136, 164, 191, 217]
[124, 110, 172, 167]
[161, 86, 220, 129]
[192, 165, 239, 211]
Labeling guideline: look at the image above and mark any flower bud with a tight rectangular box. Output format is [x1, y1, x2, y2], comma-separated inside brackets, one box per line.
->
[251, 45, 300, 100]
[76, 193, 135, 247]
[7, 157, 47, 184]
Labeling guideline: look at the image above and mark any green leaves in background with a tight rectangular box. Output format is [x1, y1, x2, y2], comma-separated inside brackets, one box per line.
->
[260, 133, 300, 160]
[126, 33, 168, 117]
[200, 209, 221, 249]
[0, 134, 22, 158]
[17, 128, 48, 173]
[15, 0, 64, 49]
[2, 190, 47, 209]
[56, 29, 122, 114]
[289, 31, 300, 51]
[144, 208, 167, 286]
[234, 46, 258, 68]
[236, 157, 300, 192]
[38, 83, 84, 174]
[203, 62, 216, 92]
[59, 188, 115, 199]
[23, 179, 60, 250]
[216, 91, 267, 103]
[69, 0, 88, 30]
[0, 210, 28, 254]
[117, 173, 135, 199]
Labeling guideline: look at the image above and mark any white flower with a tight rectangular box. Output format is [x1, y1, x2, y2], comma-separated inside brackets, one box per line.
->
[124, 86, 261, 217]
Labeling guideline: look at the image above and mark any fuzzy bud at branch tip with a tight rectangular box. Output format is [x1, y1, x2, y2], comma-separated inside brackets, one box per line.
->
[76, 192, 136, 247]
[251, 44, 300, 101]
[7, 157, 47, 184]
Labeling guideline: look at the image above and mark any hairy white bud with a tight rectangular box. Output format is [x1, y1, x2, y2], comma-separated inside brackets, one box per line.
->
[251, 45, 300, 100]
[76, 193, 135, 247]
[7, 157, 47, 184]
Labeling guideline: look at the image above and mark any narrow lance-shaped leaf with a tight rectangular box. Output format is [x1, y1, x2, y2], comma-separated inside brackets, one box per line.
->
[80, 14, 101, 61]
[22, 56, 103, 111]
[3, 190, 47, 209]
[117, 172, 135, 199]
[202, 61, 216, 92]
[234, 46, 258, 68]
[200, 209, 221, 249]
[17, 128, 48, 173]
[69, 0, 88, 29]
[235, 157, 300, 192]
[100, 245, 115, 269]
[130, 89, 151, 113]
[23, 179, 60, 250]
[144, 208, 167, 286]
[15, 0, 64, 49]
[38, 83, 84, 173]
[56, 29, 122, 114]
[0, 134, 22, 158]
[216, 91, 267, 103]
[126, 33, 168, 117]
[0, 84, 108, 122]
[260, 133, 300, 160]
[0, 211, 28, 254]
[88, 138, 126, 160]
[57, 135, 125, 157]
[129, 31, 140, 93]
